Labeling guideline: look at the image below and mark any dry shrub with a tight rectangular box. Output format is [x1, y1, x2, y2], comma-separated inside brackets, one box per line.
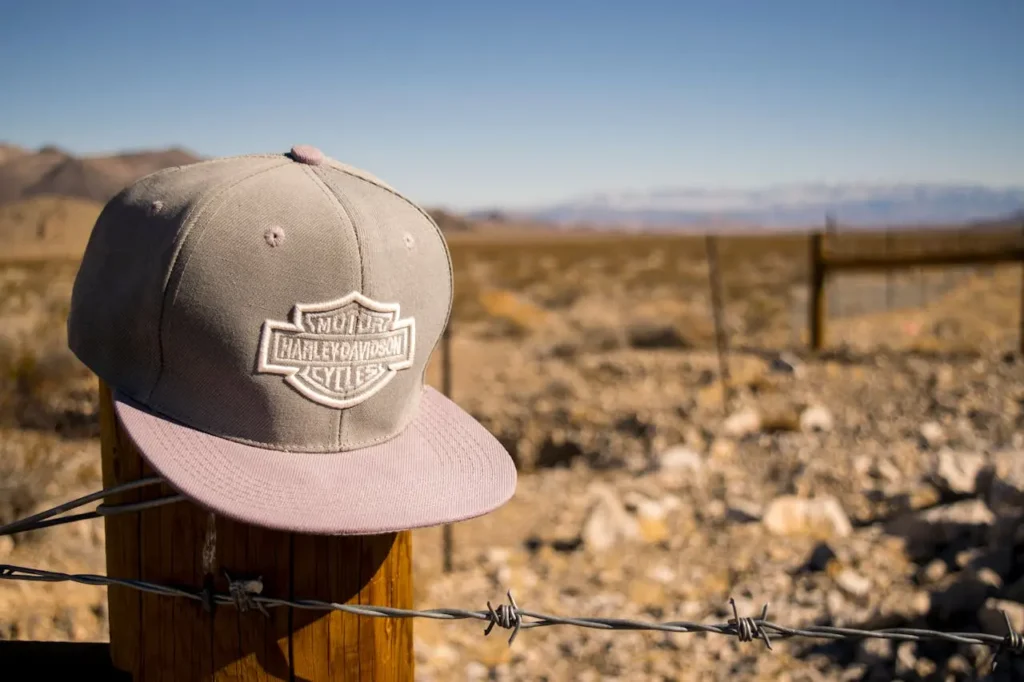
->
[0, 339, 98, 437]
[477, 289, 551, 337]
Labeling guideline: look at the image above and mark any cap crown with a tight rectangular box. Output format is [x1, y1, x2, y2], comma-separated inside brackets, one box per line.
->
[69, 151, 452, 452]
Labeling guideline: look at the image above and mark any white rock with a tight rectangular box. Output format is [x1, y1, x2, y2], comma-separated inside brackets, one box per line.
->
[762, 495, 853, 539]
[834, 569, 872, 598]
[871, 458, 903, 484]
[647, 564, 677, 584]
[932, 449, 985, 496]
[919, 421, 946, 449]
[430, 644, 460, 667]
[582, 486, 638, 552]
[723, 408, 761, 438]
[465, 662, 489, 681]
[658, 445, 704, 472]
[485, 547, 511, 565]
[623, 492, 667, 521]
[799, 405, 834, 433]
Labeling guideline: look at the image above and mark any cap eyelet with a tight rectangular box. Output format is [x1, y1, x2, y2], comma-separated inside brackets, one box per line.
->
[264, 226, 286, 247]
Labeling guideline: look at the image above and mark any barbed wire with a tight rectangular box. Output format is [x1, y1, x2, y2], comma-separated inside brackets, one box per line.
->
[1, 563, 1022, 673]
[4, 484, 1024, 674]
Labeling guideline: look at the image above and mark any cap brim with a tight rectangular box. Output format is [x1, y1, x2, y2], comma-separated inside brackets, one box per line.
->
[113, 386, 517, 535]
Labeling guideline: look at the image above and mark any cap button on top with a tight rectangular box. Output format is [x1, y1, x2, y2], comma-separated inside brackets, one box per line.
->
[289, 144, 324, 166]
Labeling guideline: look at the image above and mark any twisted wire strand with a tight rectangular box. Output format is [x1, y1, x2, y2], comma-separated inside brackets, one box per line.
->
[0, 478, 183, 537]
[1, 562, 1020, 663]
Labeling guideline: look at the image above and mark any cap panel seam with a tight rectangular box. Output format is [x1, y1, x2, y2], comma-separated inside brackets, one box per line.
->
[132, 154, 288, 189]
[149, 160, 290, 400]
[319, 165, 454, 397]
[302, 166, 365, 449]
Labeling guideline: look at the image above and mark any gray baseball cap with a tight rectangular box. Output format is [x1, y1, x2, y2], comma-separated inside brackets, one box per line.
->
[68, 145, 516, 535]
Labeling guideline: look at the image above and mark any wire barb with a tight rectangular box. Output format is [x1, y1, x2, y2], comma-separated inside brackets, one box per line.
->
[225, 571, 269, 617]
[991, 610, 1024, 673]
[728, 598, 772, 651]
[484, 590, 522, 645]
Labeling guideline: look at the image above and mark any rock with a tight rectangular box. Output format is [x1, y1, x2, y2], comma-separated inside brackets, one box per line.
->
[918, 558, 948, 585]
[931, 449, 985, 496]
[976, 567, 1003, 591]
[871, 459, 903, 484]
[657, 445, 703, 473]
[484, 547, 511, 566]
[709, 438, 736, 460]
[799, 405, 834, 433]
[581, 486, 637, 552]
[978, 598, 1024, 637]
[918, 421, 946, 450]
[762, 495, 853, 539]
[465, 662, 489, 681]
[857, 636, 893, 664]
[723, 408, 761, 438]
[624, 492, 671, 544]
[834, 569, 872, 598]
[421, 643, 460, 667]
[647, 564, 676, 584]
[913, 657, 937, 679]
[895, 642, 917, 678]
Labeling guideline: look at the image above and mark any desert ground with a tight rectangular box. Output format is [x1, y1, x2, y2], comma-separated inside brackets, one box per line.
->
[1, 197, 1024, 681]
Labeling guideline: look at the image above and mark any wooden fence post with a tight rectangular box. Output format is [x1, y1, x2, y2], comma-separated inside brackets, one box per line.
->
[99, 381, 414, 682]
[704, 235, 731, 412]
[808, 230, 826, 351]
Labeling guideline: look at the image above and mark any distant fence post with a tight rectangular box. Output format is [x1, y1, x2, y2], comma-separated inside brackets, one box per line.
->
[808, 228, 826, 351]
[704, 235, 731, 412]
[441, 322, 455, 574]
[98, 381, 414, 682]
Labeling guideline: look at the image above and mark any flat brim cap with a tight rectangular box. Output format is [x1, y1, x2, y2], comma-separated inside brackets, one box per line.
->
[68, 147, 517, 535]
[115, 386, 516, 535]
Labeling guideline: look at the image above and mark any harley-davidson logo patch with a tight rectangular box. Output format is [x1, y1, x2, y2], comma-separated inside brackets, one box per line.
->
[256, 292, 415, 408]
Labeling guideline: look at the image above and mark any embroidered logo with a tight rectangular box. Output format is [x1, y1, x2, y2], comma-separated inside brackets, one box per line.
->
[256, 293, 415, 409]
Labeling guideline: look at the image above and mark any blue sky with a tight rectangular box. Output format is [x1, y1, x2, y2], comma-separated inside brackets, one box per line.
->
[2, 0, 1022, 210]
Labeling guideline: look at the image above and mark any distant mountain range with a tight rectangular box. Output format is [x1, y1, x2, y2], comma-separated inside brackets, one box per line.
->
[0, 143, 202, 205]
[477, 184, 1024, 229]
[0, 143, 474, 240]
[3, 143, 1022, 230]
